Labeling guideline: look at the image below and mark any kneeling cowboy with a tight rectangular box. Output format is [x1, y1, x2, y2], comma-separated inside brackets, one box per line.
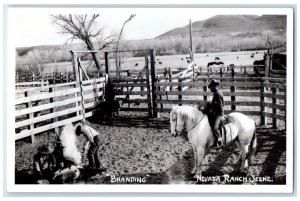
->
[75, 122, 106, 171]
[208, 79, 225, 148]
[33, 144, 56, 182]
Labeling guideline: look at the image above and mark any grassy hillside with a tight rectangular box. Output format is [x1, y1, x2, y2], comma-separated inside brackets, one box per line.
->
[156, 15, 286, 38]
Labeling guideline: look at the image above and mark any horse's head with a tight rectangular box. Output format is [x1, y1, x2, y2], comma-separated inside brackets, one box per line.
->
[170, 107, 185, 137]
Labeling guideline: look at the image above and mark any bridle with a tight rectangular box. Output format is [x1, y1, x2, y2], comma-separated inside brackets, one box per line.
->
[173, 111, 206, 135]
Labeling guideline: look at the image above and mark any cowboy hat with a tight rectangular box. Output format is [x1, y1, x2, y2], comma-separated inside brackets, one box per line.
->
[208, 79, 220, 88]
[37, 144, 54, 155]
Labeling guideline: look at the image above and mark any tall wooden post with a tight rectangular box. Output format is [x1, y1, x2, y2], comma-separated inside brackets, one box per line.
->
[49, 86, 58, 136]
[150, 49, 157, 117]
[145, 56, 152, 117]
[168, 67, 173, 91]
[189, 19, 194, 62]
[260, 80, 266, 126]
[178, 78, 182, 106]
[203, 78, 208, 102]
[231, 68, 236, 111]
[71, 51, 80, 118]
[77, 58, 86, 122]
[265, 49, 271, 77]
[272, 88, 278, 129]
[105, 52, 110, 77]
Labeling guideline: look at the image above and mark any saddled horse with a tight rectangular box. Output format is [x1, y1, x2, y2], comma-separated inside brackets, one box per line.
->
[170, 104, 257, 177]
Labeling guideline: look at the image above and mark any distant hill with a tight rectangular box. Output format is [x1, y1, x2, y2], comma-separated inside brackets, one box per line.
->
[16, 14, 286, 62]
[156, 15, 286, 38]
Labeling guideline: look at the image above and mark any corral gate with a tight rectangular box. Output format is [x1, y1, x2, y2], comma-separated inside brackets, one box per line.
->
[105, 49, 156, 117]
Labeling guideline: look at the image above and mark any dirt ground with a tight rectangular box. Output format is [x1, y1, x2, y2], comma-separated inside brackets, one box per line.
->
[15, 111, 286, 185]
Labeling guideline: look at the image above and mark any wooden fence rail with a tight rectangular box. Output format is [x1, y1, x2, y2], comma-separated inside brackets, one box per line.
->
[15, 77, 107, 142]
[154, 76, 286, 128]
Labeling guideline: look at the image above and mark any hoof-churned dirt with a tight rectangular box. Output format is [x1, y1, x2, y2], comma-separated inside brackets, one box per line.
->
[15, 112, 286, 185]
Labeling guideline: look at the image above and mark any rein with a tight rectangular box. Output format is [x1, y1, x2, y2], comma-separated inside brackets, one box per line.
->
[175, 113, 206, 134]
[186, 114, 206, 132]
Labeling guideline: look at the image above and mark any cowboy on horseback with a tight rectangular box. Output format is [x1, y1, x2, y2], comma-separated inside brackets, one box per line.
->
[208, 79, 225, 148]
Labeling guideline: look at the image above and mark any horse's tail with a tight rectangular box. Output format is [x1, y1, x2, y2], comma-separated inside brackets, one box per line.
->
[248, 125, 257, 164]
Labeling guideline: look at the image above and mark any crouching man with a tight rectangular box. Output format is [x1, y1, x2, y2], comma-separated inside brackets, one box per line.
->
[33, 144, 56, 184]
[75, 122, 106, 172]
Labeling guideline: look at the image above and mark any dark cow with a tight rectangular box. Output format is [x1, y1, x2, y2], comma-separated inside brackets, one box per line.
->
[159, 61, 162, 65]
[187, 60, 191, 64]
[253, 60, 265, 66]
[181, 58, 184, 60]
[135, 63, 138, 67]
[207, 61, 224, 68]
[237, 56, 239, 59]
[250, 54, 255, 58]
[215, 57, 220, 61]
[253, 59, 265, 72]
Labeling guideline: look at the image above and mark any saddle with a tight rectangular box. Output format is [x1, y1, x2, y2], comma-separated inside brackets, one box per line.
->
[197, 103, 230, 147]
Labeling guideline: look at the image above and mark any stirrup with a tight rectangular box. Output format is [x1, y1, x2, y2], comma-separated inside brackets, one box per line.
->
[216, 141, 224, 149]
[212, 140, 224, 149]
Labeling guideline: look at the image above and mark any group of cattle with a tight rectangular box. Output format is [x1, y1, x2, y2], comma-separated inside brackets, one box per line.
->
[134, 52, 266, 71]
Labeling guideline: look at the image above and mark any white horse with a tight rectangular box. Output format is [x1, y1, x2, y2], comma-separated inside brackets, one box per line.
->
[170, 105, 257, 177]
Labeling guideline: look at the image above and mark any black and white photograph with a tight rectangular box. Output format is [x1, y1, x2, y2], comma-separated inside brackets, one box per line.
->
[4, 4, 294, 194]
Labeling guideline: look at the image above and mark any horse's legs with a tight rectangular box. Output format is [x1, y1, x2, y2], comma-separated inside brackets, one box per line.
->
[240, 144, 250, 173]
[248, 133, 257, 166]
[191, 145, 198, 175]
[235, 140, 246, 172]
[194, 147, 205, 178]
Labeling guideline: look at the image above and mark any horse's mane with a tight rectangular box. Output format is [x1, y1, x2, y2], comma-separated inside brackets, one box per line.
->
[173, 105, 203, 124]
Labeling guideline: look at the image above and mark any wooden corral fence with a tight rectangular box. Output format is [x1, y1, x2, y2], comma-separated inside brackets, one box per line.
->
[106, 49, 286, 129]
[154, 76, 286, 128]
[15, 76, 107, 142]
[16, 71, 102, 84]
[197, 65, 266, 78]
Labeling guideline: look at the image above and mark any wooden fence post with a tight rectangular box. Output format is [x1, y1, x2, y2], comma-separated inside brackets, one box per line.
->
[265, 49, 271, 78]
[169, 67, 173, 91]
[178, 78, 182, 106]
[150, 49, 157, 118]
[203, 78, 207, 101]
[53, 72, 55, 85]
[272, 87, 278, 129]
[260, 79, 266, 126]
[145, 56, 152, 117]
[24, 91, 35, 143]
[77, 58, 86, 122]
[231, 68, 236, 111]
[105, 52, 110, 77]
[49, 86, 59, 135]
[71, 51, 80, 118]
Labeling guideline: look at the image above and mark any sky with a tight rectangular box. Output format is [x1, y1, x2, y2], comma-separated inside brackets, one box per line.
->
[8, 7, 285, 47]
